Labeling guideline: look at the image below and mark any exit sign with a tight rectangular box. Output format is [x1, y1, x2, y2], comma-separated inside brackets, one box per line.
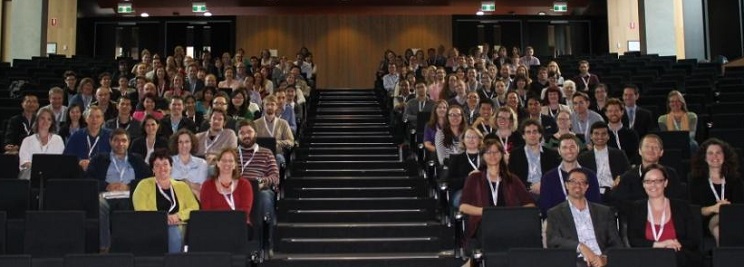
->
[553, 2, 568, 12]
[192, 2, 207, 13]
[117, 3, 133, 14]
[481, 1, 495, 12]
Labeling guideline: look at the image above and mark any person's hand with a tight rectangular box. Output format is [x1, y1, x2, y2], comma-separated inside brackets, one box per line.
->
[258, 178, 268, 190]
[79, 159, 91, 171]
[20, 162, 31, 170]
[711, 199, 732, 214]
[4, 144, 19, 154]
[167, 214, 181, 225]
[529, 182, 541, 195]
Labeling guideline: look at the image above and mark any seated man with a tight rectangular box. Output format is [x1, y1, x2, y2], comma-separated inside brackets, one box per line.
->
[578, 122, 630, 201]
[539, 134, 602, 217]
[604, 98, 639, 163]
[4, 93, 38, 154]
[547, 168, 625, 267]
[610, 134, 686, 217]
[508, 119, 560, 197]
[570, 92, 604, 143]
[91, 87, 119, 121]
[198, 93, 237, 132]
[524, 96, 558, 140]
[104, 96, 142, 140]
[195, 108, 237, 160]
[85, 128, 151, 252]
[39, 87, 68, 129]
[274, 89, 297, 135]
[64, 106, 112, 171]
[159, 96, 197, 138]
[404, 81, 435, 128]
[254, 95, 295, 166]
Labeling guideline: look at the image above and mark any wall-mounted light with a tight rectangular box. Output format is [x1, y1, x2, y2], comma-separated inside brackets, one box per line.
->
[204, 11, 213, 17]
[476, 11, 485, 16]
[140, 12, 150, 17]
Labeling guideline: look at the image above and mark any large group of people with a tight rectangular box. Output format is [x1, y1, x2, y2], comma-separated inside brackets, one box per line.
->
[4, 46, 314, 253]
[380, 45, 741, 267]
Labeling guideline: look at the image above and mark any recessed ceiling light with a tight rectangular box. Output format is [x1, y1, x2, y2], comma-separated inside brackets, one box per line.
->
[204, 11, 212, 16]
[140, 12, 149, 17]
[538, 11, 547, 15]
[476, 11, 485, 16]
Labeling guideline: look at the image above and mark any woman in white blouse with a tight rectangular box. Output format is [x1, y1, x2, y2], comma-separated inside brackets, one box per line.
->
[169, 129, 208, 198]
[18, 108, 65, 178]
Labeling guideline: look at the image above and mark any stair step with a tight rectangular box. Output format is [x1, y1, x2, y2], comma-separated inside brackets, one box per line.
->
[263, 253, 459, 267]
[301, 142, 397, 148]
[308, 131, 390, 135]
[278, 198, 435, 210]
[297, 154, 400, 161]
[277, 222, 445, 238]
[304, 136, 394, 143]
[279, 208, 434, 223]
[277, 237, 441, 254]
[283, 176, 425, 188]
[285, 186, 421, 198]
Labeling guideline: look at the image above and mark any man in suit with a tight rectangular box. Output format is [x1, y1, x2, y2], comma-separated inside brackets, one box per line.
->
[184, 64, 205, 95]
[604, 98, 640, 163]
[404, 81, 435, 129]
[159, 97, 197, 138]
[621, 84, 654, 138]
[523, 96, 558, 140]
[578, 122, 630, 201]
[509, 119, 560, 197]
[547, 168, 625, 267]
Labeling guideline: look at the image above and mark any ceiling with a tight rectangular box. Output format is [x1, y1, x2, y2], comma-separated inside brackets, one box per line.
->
[82, 0, 595, 17]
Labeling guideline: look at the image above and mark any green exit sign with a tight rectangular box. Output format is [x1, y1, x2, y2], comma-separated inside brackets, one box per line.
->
[117, 3, 133, 14]
[192, 2, 207, 13]
[553, 2, 568, 12]
[481, 1, 496, 12]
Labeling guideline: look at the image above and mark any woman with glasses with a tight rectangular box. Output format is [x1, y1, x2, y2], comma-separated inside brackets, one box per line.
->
[435, 105, 466, 165]
[491, 106, 524, 155]
[544, 110, 584, 150]
[689, 138, 743, 246]
[627, 164, 701, 267]
[459, 139, 534, 258]
[446, 127, 484, 211]
[657, 90, 699, 152]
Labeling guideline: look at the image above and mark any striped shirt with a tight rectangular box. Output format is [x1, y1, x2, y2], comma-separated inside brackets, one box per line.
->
[238, 144, 280, 186]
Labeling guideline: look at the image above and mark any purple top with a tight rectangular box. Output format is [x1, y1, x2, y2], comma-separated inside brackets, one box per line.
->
[424, 125, 438, 144]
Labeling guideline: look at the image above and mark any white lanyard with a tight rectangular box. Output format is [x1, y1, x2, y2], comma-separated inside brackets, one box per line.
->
[709, 178, 726, 201]
[221, 180, 236, 210]
[265, 118, 277, 137]
[418, 101, 426, 112]
[239, 145, 259, 174]
[484, 90, 494, 99]
[480, 124, 492, 134]
[204, 130, 223, 152]
[87, 135, 101, 158]
[498, 134, 510, 151]
[557, 163, 581, 197]
[526, 146, 541, 175]
[647, 198, 668, 242]
[466, 154, 480, 170]
[111, 154, 129, 182]
[157, 182, 177, 213]
[548, 107, 558, 118]
[145, 138, 155, 162]
[116, 118, 131, 131]
[581, 75, 591, 89]
[487, 172, 501, 206]
[22, 120, 31, 136]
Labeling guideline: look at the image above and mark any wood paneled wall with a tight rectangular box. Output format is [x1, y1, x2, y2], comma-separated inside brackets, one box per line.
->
[47, 0, 77, 56]
[236, 15, 452, 89]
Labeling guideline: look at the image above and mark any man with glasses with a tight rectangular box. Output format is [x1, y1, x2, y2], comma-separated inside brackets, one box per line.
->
[539, 134, 601, 217]
[610, 134, 686, 216]
[578, 122, 631, 202]
[547, 168, 624, 267]
[199, 93, 236, 131]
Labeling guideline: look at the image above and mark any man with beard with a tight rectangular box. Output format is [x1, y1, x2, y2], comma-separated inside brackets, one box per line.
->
[254, 95, 294, 166]
[578, 122, 630, 202]
[524, 96, 557, 140]
[604, 98, 639, 163]
[195, 108, 237, 160]
[237, 119, 280, 233]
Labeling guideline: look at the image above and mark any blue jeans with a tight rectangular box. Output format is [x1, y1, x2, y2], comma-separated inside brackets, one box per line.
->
[168, 225, 183, 253]
[99, 197, 133, 249]
[259, 189, 276, 248]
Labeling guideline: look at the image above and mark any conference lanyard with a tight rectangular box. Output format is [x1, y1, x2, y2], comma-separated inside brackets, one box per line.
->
[87, 135, 100, 158]
[265, 118, 277, 137]
[557, 163, 582, 198]
[466, 154, 480, 171]
[709, 178, 726, 202]
[204, 130, 223, 152]
[647, 198, 668, 242]
[487, 173, 501, 206]
[239, 145, 259, 174]
[110, 154, 129, 182]
[157, 183, 177, 213]
[222, 181, 236, 211]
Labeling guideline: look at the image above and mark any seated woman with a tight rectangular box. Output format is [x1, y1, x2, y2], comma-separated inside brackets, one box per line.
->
[200, 148, 254, 226]
[446, 127, 484, 210]
[627, 164, 702, 267]
[133, 94, 164, 121]
[544, 110, 585, 150]
[170, 129, 208, 198]
[227, 90, 255, 121]
[689, 138, 744, 246]
[435, 105, 466, 166]
[459, 139, 535, 251]
[18, 108, 65, 179]
[133, 149, 199, 253]
[195, 87, 216, 116]
[540, 86, 571, 120]
[130, 115, 168, 163]
[491, 106, 525, 155]
[657, 90, 699, 152]
[58, 104, 86, 143]
[423, 100, 448, 157]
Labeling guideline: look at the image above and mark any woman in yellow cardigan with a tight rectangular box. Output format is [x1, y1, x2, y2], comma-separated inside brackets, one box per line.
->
[133, 149, 199, 253]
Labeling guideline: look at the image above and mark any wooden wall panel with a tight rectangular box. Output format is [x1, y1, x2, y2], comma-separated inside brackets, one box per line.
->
[236, 15, 452, 89]
[47, 0, 77, 56]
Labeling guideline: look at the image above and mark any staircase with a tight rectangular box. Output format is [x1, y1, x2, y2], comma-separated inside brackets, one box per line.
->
[265, 89, 457, 266]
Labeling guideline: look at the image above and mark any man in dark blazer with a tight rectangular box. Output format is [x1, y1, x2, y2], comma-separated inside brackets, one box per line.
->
[159, 97, 197, 138]
[621, 85, 655, 138]
[523, 97, 558, 140]
[509, 119, 560, 196]
[184, 64, 205, 95]
[605, 98, 640, 163]
[578, 122, 630, 200]
[403, 82, 435, 128]
[547, 168, 625, 267]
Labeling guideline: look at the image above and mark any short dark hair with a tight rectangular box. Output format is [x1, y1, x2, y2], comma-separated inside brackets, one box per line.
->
[572, 92, 590, 102]
[139, 114, 160, 136]
[567, 168, 589, 182]
[520, 118, 544, 135]
[148, 148, 173, 167]
[590, 121, 609, 134]
[624, 84, 639, 95]
[110, 128, 130, 141]
[236, 119, 256, 131]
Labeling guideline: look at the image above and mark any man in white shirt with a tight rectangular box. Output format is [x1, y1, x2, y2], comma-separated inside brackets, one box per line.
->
[547, 168, 624, 267]
[519, 46, 541, 67]
[382, 64, 400, 95]
[39, 87, 68, 129]
[578, 122, 630, 201]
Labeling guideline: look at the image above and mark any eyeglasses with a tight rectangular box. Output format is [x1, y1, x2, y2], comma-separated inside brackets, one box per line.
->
[642, 179, 666, 185]
[566, 179, 588, 186]
[464, 135, 481, 140]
